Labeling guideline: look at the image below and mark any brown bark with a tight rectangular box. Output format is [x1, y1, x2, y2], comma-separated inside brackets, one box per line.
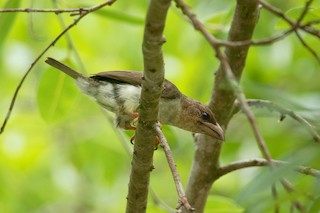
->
[125, 0, 171, 212]
[183, 1, 260, 212]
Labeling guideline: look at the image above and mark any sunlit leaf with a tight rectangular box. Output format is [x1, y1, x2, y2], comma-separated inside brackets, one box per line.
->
[37, 59, 79, 123]
[308, 196, 320, 213]
[204, 7, 234, 33]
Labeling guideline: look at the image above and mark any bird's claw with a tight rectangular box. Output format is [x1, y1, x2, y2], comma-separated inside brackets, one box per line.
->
[129, 134, 159, 150]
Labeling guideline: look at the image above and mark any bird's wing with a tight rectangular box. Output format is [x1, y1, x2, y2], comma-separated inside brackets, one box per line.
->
[91, 71, 143, 86]
[91, 71, 181, 99]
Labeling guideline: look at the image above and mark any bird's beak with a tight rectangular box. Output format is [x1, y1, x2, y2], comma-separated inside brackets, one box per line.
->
[200, 122, 225, 141]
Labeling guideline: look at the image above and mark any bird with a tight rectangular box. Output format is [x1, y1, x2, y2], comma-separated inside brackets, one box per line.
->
[45, 57, 224, 141]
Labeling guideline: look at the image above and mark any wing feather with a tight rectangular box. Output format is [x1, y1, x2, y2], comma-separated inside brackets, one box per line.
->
[91, 71, 181, 99]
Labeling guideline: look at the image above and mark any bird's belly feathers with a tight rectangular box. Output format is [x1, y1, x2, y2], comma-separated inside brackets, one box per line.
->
[76, 78, 141, 115]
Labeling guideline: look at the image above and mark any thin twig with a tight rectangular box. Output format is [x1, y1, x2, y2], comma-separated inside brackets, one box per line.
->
[304, 19, 320, 26]
[154, 123, 195, 212]
[0, 6, 105, 16]
[293, 0, 320, 63]
[294, 30, 320, 62]
[51, 0, 88, 74]
[218, 158, 320, 178]
[217, 28, 294, 47]
[0, 7, 82, 13]
[259, 0, 320, 38]
[223, 61, 274, 162]
[0, 0, 116, 134]
[260, 0, 320, 65]
[296, 0, 314, 24]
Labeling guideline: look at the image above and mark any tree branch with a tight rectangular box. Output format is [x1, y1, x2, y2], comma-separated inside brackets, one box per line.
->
[217, 28, 294, 47]
[174, 0, 260, 212]
[294, 30, 320, 62]
[259, 0, 320, 39]
[296, 0, 314, 24]
[0, 7, 84, 14]
[218, 158, 320, 178]
[125, 0, 171, 212]
[240, 99, 320, 142]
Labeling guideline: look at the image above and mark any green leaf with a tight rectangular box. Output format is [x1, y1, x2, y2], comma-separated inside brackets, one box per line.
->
[94, 9, 144, 25]
[204, 7, 234, 33]
[0, 0, 21, 48]
[37, 59, 78, 123]
[308, 196, 320, 213]
[275, 7, 320, 29]
[78, 3, 144, 25]
[205, 195, 244, 213]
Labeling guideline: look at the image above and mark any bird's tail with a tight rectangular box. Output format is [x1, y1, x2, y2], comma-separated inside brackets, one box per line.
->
[45, 57, 84, 79]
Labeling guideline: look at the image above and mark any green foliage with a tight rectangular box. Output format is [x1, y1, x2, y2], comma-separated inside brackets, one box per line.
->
[37, 59, 78, 123]
[0, 0, 21, 48]
[276, 7, 320, 29]
[0, 0, 319, 212]
[94, 8, 144, 25]
[205, 195, 244, 213]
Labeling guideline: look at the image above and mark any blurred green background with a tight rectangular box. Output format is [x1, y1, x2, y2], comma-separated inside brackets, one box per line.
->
[0, 0, 319, 212]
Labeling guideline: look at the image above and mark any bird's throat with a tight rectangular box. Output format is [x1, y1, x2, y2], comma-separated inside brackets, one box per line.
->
[158, 98, 181, 125]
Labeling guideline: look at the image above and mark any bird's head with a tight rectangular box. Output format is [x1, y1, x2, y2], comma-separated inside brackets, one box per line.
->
[178, 98, 224, 141]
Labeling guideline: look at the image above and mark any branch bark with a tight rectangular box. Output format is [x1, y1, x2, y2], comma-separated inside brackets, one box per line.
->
[179, 0, 260, 212]
[125, 0, 171, 212]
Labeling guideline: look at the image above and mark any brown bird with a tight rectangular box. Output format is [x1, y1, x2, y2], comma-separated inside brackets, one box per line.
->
[45, 57, 224, 141]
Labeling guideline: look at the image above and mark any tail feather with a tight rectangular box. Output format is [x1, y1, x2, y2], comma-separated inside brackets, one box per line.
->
[45, 57, 83, 79]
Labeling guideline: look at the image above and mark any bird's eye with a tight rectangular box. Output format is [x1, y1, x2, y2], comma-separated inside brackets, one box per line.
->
[201, 111, 210, 121]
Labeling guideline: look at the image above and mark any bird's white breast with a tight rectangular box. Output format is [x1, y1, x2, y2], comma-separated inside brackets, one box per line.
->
[75, 78, 141, 115]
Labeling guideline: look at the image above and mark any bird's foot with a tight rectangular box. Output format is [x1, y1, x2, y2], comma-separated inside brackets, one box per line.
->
[130, 134, 159, 150]
[130, 112, 139, 129]
[127, 113, 160, 150]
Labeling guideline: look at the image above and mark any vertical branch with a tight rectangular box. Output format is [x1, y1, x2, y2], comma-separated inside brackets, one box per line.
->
[177, 0, 260, 212]
[125, 0, 171, 212]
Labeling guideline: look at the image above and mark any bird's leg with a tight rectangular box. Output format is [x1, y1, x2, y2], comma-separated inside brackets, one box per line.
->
[120, 112, 139, 130]
[127, 112, 138, 145]
[130, 112, 139, 129]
